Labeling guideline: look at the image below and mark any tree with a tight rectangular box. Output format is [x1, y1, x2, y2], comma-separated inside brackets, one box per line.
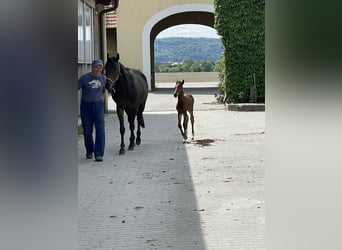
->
[183, 57, 194, 69]
[200, 61, 214, 72]
[213, 60, 222, 72]
[191, 64, 202, 72]
[214, 0, 265, 103]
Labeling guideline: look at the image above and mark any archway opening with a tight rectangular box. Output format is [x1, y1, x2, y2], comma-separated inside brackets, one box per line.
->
[154, 24, 222, 88]
[149, 11, 218, 89]
[158, 24, 218, 39]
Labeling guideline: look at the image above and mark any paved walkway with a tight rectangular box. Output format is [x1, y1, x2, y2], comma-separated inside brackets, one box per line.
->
[78, 87, 265, 250]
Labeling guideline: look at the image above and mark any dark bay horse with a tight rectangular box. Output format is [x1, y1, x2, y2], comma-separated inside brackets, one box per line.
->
[105, 53, 148, 155]
[173, 80, 194, 141]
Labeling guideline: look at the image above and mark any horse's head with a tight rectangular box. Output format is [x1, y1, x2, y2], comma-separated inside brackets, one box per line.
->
[173, 80, 184, 98]
[104, 53, 121, 92]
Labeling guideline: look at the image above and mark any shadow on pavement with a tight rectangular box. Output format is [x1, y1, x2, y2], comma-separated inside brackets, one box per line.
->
[79, 112, 207, 249]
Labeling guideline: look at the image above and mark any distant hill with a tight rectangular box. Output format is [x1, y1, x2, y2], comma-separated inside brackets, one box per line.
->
[154, 37, 223, 63]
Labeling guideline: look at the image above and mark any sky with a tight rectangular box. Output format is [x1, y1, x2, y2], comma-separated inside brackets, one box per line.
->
[157, 24, 220, 39]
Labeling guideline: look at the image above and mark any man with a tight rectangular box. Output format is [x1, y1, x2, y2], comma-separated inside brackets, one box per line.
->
[78, 59, 106, 162]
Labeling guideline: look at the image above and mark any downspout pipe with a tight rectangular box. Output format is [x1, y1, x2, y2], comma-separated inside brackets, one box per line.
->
[99, 0, 119, 61]
[98, 0, 119, 113]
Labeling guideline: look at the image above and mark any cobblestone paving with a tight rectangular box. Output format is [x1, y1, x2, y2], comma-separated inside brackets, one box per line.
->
[79, 88, 265, 249]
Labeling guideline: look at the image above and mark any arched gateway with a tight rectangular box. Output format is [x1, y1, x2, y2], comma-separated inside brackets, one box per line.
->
[115, 0, 215, 90]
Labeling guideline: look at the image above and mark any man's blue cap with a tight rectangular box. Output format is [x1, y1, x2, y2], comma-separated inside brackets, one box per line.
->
[92, 59, 103, 66]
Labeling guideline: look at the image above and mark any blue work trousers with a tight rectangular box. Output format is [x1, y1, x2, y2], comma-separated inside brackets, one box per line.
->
[80, 100, 105, 157]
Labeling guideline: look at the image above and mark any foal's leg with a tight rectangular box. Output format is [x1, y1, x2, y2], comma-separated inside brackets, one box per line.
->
[182, 111, 189, 141]
[177, 112, 184, 138]
[189, 109, 195, 140]
[127, 112, 136, 150]
[117, 107, 125, 155]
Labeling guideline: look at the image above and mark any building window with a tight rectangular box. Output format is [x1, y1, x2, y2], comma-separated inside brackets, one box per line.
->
[78, 0, 94, 64]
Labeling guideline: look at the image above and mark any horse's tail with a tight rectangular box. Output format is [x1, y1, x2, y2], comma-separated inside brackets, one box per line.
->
[137, 101, 146, 128]
[137, 115, 145, 128]
[137, 112, 145, 128]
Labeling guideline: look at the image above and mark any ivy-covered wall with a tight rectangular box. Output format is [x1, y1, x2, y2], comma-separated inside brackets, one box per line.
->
[214, 0, 265, 103]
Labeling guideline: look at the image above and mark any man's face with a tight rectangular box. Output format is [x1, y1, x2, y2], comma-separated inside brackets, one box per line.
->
[92, 65, 103, 77]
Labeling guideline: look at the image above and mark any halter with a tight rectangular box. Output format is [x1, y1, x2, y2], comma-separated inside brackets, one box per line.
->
[106, 62, 121, 92]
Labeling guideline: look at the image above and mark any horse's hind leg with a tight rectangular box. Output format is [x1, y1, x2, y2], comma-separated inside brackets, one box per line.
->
[127, 113, 136, 150]
[136, 102, 146, 145]
[189, 110, 194, 140]
[136, 124, 141, 145]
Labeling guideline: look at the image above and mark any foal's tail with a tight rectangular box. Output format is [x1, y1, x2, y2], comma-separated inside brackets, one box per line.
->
[190, 94, 195, 111]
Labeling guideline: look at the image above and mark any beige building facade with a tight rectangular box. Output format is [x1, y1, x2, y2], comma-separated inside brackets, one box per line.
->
[114, 0, 215, 90]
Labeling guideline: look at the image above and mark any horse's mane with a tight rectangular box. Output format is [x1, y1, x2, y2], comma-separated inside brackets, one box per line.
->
[117, 62, 139, 104]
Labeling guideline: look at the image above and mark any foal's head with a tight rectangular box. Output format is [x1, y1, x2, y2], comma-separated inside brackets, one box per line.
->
[104, 53, 121, 91]
[173, 80, 185, 98]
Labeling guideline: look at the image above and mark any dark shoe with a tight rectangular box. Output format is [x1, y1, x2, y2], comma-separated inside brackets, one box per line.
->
[95, 156, 103, 162]
[86, 153, 93, 159]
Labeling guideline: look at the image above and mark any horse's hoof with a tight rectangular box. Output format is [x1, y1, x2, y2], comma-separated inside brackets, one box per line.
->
[136, 139, 141, 145]
[119, 149, 125, 155]
[128, 145, 135, 150]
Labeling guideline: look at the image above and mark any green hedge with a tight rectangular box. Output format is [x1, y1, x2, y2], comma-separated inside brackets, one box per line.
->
[214, 0, 265, 103]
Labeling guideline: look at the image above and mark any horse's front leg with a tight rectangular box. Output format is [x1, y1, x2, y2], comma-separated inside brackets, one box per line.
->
[117, 107, 125, 155]
[127, 113, 136, 150]
[177, 112, 184, 139]
[182, 112, 189, 141]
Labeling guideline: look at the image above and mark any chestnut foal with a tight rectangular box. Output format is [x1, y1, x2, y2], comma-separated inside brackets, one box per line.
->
[173, 80, 194, 141]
